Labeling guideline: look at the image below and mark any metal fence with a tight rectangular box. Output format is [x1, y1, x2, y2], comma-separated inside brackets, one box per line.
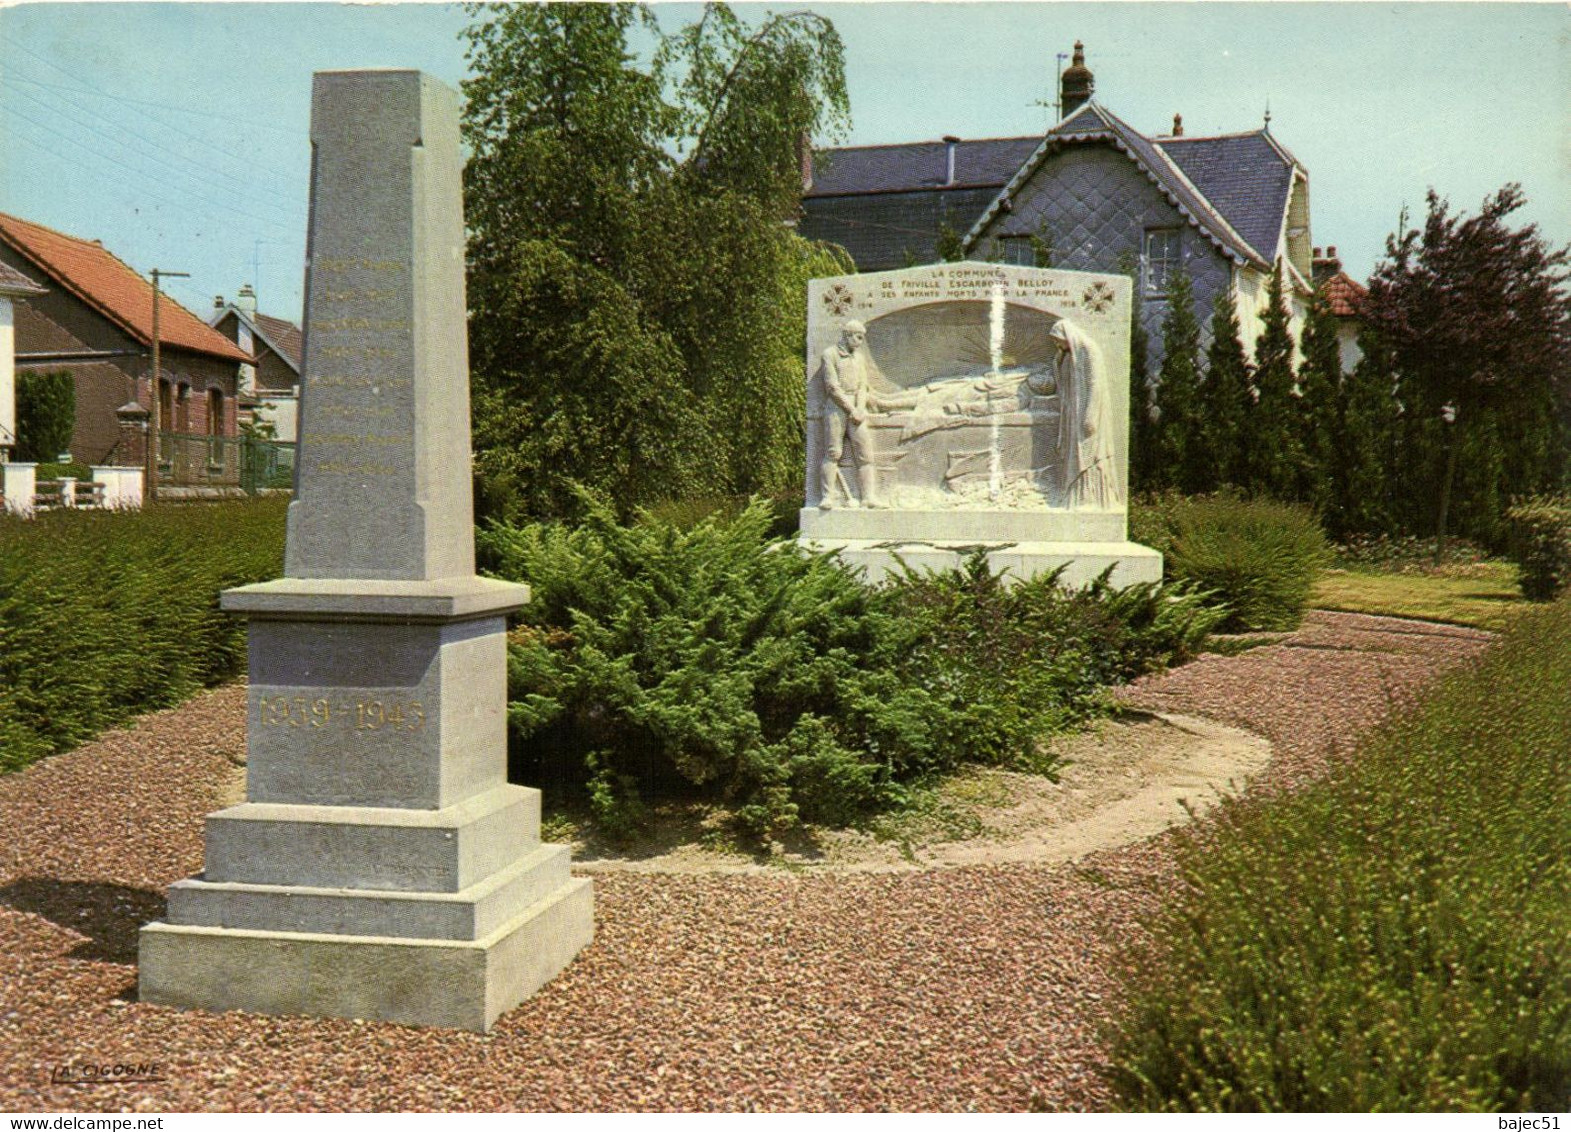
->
[157, 433, 296, 495]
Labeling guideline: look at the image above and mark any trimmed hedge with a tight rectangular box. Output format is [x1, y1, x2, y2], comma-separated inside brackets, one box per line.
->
[1132, 490, 1330, 631]
[481, 497, 1221, 838]
[0, 500, 286, 773]
[1108, 594, 1571, 1111]
[1506, 494, 1571, 601]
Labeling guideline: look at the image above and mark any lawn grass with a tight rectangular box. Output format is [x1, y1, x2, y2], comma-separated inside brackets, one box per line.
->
[1313, 560, 1524, 631]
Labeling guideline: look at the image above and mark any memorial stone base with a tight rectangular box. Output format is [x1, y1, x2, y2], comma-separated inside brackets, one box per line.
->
[799, 507, 1163, 587]
[139, 579, 595, 1033]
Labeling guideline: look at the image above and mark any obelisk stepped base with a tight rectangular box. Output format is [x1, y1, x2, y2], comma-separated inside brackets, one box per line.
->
[140, 879, 593, 1032]
[137, 70, 593, 1032]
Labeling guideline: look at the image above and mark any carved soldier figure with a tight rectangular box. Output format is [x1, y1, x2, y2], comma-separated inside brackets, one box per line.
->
[819, 319, 883, 509]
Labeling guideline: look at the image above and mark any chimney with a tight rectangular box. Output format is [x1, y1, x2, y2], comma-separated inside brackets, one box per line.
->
[1171, 113, 1184, 137]
[237, 283, 257, 317]
[796, 131, 813, 192]
[213, 294, 225, 311]
[1059, 41, 1094, 119]
[942, 135, 960, 185]
[1311, 245, 1342, 285]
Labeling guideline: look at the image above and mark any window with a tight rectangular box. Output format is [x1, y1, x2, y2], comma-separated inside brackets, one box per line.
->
[997, 236, 1035, 267]
[207, 388, 225, 437]
[1144, 229, 1182, 294]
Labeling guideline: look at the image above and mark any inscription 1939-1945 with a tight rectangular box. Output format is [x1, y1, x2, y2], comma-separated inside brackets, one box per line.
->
[257, 696, 427, 732]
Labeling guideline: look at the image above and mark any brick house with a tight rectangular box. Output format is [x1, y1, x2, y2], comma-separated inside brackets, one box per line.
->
[798, 43, 1316, 372]
[210, 285, 303, 442]
[1312, 246, 1368, 373]
[0, 212, 251, 471]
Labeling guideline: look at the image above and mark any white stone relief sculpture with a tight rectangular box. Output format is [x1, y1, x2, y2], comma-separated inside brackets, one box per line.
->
[810, 289, 1120, 513]
[817, 319, 883, 509]
[799, 263, 1160, 587]
[1052, 318, 1121, 510]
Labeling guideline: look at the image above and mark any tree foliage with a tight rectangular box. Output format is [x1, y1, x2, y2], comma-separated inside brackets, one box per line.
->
[1249, 263, 1303, 500]
[1202, 290, 1253, 490]
[1295, 287, 1343, 521]
[1363, 185, 1571, 550]
[1153, 265, 1205, 492]
[15, 369, 74, 463]
[460, 3, 852, 522]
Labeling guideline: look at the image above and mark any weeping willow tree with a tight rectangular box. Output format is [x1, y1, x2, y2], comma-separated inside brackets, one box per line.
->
[461, 3, 852, 522]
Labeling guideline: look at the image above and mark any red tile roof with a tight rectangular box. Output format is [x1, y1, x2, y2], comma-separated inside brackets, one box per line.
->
[253, 311, 303, 371]
[1321, 270, 1367, 318]
[0, 212, 250, 364]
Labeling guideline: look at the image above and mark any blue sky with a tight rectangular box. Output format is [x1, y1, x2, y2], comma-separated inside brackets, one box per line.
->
[1, 2, 1566, 324]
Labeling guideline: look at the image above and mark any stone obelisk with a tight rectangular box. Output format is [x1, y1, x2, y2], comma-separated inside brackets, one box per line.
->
[138, 71, 594, 1032]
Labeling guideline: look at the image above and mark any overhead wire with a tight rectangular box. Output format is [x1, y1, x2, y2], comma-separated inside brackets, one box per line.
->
[0, 77, 306, 227]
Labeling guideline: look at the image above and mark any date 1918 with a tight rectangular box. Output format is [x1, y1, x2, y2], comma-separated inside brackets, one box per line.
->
[258, 696, 426, 732]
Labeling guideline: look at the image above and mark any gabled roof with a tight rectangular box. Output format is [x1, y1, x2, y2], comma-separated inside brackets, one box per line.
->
[1156, 131, 1299, 265]
[964, 102, 1275, 268]
[1320, 270, 1367, 319]
[213, 305, 303, 372]
[806, 136, 1042, 197]
[254, 312, 303, 369]
[0, 260, 46, 297]
[0, 212, 250, 364]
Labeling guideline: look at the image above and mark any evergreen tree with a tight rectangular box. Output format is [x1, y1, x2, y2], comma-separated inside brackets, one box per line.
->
[461, 3, 851, 521]
[1339, 325, 1400, 536]
[1296, 288, 1344, 523]
[1249, 262, 1303, 499]
[1362, 184, 1571, 557]
[1120, 250, 1156, 492]
[15, 369, 75, 463]
[1203, 290, 1253, 489]
[1154, 265, 1206, 492]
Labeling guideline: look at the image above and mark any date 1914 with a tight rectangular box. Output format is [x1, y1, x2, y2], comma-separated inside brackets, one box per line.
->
[258, 696, 426, 732]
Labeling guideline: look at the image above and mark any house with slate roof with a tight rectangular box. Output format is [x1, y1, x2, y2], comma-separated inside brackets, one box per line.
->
[0, 212, 251, 473]
[798, 43, 1316, 373]
[211, 285, 303, 442]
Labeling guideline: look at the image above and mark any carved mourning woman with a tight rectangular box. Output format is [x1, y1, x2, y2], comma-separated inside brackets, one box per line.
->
[1051, 319, 1119, 509]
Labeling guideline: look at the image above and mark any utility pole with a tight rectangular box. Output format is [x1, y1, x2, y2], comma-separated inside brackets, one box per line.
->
[146, 268, 190, 504]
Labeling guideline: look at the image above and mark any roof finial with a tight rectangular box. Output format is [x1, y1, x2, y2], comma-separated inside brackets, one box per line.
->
[1263, 100, 1272, 129]
[1172, 113, 1184, 137]
[1059, 40, 1095, 120]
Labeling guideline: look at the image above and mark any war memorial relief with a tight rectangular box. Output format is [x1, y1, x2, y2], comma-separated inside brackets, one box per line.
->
[800, 263, 1161, 585]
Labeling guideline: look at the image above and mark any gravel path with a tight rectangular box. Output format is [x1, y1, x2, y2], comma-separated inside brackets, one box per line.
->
[0, 611, 1494, 1112]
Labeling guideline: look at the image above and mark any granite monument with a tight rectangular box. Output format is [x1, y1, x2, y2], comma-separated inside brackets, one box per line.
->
[138, 70, 593, 1032]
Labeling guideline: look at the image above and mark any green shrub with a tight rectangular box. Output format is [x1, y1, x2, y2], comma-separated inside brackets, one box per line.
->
[0, 500, 286, 772]
[30, 461, 94, 482]
[1108, 595, 1571, 1111]
[481, 497, 1221, 839]
[1134, 491, 1330, 631]
[1506, 495, 1571, 602]
[15, 369, 75, 463]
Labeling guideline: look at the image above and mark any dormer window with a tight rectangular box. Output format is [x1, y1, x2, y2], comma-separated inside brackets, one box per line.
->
[997, 236, 1036, 267]
[1144, 228, 1182, 294]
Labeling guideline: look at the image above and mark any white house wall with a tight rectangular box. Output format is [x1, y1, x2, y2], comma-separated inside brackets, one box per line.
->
[0, 296, 14, 455]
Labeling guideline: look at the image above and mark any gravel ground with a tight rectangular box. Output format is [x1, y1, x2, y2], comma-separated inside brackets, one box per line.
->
[0, 610, 1494, 1112]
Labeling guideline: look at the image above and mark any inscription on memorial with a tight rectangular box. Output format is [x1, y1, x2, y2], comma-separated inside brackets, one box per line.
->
[300, 253, 413, 483]
[257, 695, 428, 732]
